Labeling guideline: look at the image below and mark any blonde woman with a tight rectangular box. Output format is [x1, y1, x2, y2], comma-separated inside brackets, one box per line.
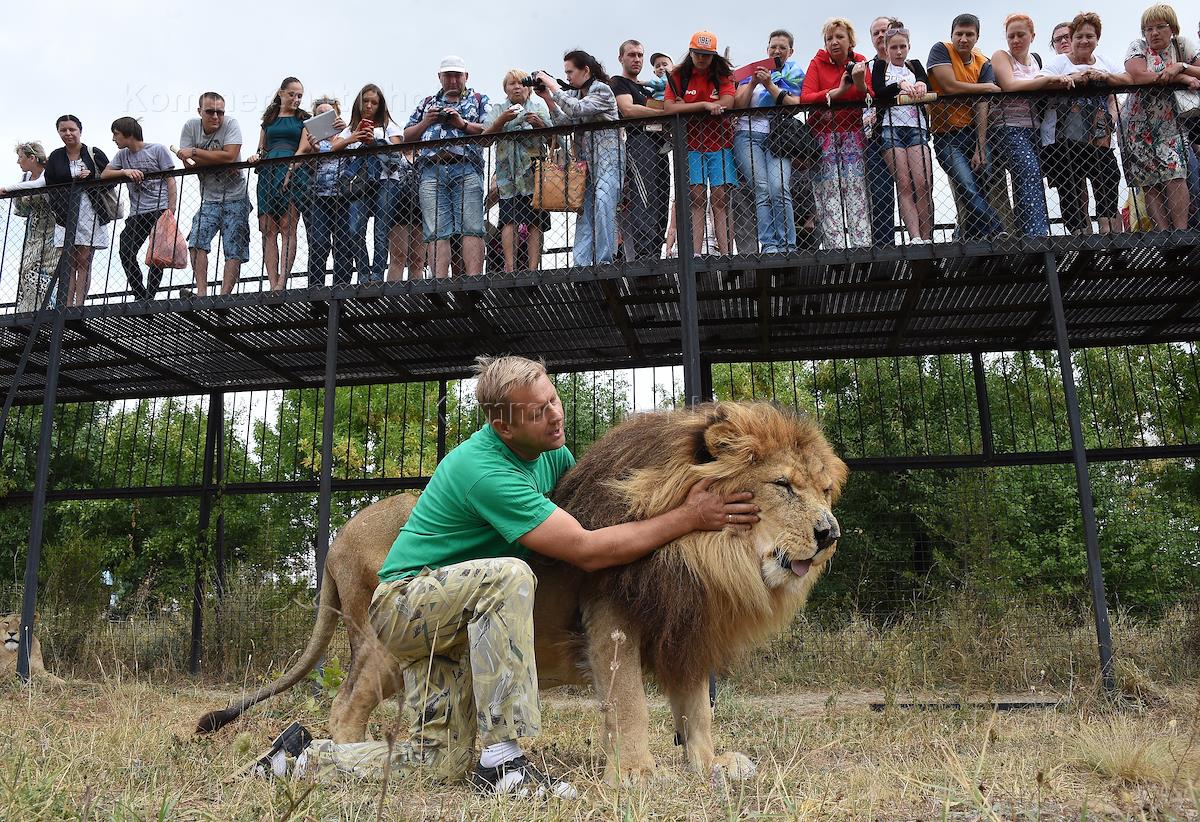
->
[484, 70, 552, 272]
[292, 96, 357, 285]
[799, 17, 872, 248]
[0, 141, 61, 311]
[1121, 3, 1200, 230]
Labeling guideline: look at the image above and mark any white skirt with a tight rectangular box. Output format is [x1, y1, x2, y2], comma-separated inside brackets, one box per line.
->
[54, 192, 111, 249]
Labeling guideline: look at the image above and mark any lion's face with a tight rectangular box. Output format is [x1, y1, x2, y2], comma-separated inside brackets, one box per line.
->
[689, 403, 848, 596]
[744, 450, 843, 591]
[2, 612, 20, 652]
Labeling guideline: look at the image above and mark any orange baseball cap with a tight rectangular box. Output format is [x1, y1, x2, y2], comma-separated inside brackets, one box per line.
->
[689, 31, 719, 54]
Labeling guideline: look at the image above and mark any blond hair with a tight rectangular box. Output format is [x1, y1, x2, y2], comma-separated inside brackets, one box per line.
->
[822, 17, 857, 49]
[310, 95, 341, 115]
[1141, 3, 1180, 34]
[503, 69, 530, 88]
[15, 140, 47, 163]
[473, 355, 548, 421]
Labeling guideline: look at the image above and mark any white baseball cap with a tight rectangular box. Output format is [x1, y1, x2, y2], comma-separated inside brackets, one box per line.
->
[438, 55, 468, 74]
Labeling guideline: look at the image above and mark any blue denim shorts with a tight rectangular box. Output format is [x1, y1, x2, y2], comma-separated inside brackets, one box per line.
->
[418, 163, 485, 241]
[188, 197, 252, 262]
[687, 149, 738, 186]
[878, 126, 929, 152]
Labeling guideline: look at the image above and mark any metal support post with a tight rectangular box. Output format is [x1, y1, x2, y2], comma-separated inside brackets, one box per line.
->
[16, 304, 66, 681]
[1044, 252, 1115, 689]
[214, 393, 227, 600]
[189, 391, 223, 675]
[437, 379, 449, 462]
[672, 117, 717, 706]
[16, 187, 77, 682]
[672, 116, 702, 406]
[315, 299, 340, 591]
[971, 352, 994, 461]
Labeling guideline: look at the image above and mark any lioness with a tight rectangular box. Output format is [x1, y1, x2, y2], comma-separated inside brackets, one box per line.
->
[200, 401, 846, 784]
[2, 611, 65, 685]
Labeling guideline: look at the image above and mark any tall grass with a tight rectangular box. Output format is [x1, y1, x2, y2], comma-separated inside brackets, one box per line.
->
[18, 574, 1200, 693]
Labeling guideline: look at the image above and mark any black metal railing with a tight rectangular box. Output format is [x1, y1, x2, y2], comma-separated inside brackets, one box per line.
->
[1, 85, 1198, 314]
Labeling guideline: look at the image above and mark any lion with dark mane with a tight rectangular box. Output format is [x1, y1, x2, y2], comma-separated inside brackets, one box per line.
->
[198, 401, 847, 783]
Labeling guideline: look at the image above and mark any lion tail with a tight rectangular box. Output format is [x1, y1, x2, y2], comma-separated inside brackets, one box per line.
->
[195, 564, 343, 734]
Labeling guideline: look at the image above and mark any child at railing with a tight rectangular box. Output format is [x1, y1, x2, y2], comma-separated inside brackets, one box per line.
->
[869, 27, 934, 243]
[665, 31, 738, 257]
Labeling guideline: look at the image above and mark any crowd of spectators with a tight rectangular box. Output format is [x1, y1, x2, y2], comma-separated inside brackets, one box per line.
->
[3, 5, 1200, 307]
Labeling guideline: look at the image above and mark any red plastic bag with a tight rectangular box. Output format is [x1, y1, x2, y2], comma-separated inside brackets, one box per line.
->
[145, 210, 190, 269]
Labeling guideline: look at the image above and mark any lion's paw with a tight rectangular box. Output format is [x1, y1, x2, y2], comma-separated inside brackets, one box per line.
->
[711, 752, 757, 782]
[603, 760, 657, 787]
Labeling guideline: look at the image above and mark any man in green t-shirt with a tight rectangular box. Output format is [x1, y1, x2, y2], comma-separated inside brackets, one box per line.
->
[294, 355, 758, 797]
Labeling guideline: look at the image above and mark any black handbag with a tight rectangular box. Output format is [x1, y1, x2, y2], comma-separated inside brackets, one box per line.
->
[765, 112, 820, 167]
[336, 157, 377, 200]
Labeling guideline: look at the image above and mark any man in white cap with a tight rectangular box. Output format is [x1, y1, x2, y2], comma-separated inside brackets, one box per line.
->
[404, 56, 490, 277]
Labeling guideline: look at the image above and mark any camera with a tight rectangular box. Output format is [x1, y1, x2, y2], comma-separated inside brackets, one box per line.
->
[520, 73, 548, 93]
[843, 59, 858, 80]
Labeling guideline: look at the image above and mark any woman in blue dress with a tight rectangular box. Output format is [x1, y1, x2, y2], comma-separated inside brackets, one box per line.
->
[250, 77, 309, 291]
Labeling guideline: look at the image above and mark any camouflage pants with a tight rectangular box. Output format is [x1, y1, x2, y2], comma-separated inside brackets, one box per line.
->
[300, 557, 541, 782]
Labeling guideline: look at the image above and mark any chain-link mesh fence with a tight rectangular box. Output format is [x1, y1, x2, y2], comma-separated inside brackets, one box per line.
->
[2, 349, 1197, 689]
[2, 84, 1198, 315]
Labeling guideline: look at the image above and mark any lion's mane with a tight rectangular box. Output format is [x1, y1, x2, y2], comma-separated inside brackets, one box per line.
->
[552, 402, 847, 691]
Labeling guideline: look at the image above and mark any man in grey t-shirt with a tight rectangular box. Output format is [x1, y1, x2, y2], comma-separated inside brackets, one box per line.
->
[175, 91, 251, 297]
[102, 116, 177, 300]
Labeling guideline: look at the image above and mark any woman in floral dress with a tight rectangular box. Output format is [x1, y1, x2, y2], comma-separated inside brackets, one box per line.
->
[0, 141, 61, 311]
[1120, 4, 1200, 230]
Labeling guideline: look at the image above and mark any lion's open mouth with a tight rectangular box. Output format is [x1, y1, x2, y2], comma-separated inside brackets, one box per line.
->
[776, 551, 813, 579]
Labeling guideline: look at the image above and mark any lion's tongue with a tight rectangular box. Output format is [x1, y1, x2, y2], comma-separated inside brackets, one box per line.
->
[790, 559, 812, 578]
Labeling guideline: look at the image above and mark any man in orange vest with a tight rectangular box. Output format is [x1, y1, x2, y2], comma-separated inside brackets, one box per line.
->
[926, 13, 1005, 239]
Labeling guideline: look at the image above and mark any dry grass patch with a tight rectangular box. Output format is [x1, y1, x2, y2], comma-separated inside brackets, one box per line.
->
[2, 676, 1200, 820]
[1074, 715, 1200, 786]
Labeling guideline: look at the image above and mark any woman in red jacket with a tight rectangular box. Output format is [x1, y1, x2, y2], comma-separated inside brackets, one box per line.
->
[799, 17, 872, 248]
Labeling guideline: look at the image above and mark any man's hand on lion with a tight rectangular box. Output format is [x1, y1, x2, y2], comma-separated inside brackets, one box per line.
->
[683, 477, 759, 532]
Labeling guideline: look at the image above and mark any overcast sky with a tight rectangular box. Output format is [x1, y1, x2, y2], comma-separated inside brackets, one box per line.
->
[3, 0, 1197, 169]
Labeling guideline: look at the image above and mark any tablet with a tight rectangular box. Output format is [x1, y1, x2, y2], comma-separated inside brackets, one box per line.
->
[304, 109, 340, 142]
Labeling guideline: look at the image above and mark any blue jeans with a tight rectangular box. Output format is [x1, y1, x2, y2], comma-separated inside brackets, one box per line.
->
[371, 179, 397, 282]
[345, 197, 372, 282]
[188, 197, 252, 262]
[866, 137, 896, 247]
[996, 127, 1049, 237]
[418, 163, 485, 242]
[733, 129, 795, 253]
[933, 127, 1004, 239]
[306, 196, 356, 286]
[574, 151, 622, 266]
